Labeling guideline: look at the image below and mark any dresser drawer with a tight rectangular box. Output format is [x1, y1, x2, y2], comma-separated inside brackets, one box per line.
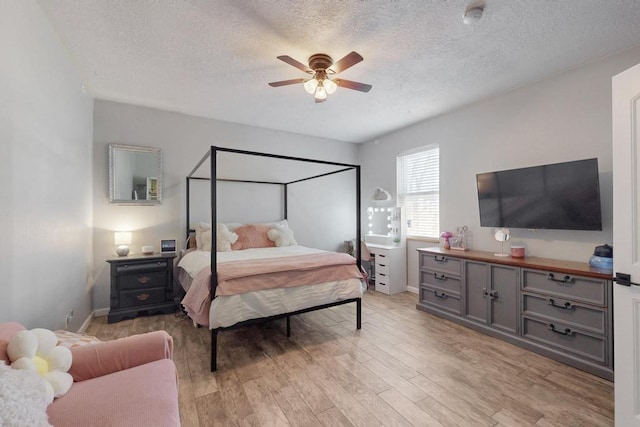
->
[116, 260, 168, 274]
[375, 261, 390, 275]
[420, 286, 461, 315]
[522, 269, 607, 306]
[119, 271, 167, 290]
[522, 292, 606, 335]
[376, 279, 390, 294]
[420, 253, 462, 276]
[522, 316, 607, 364]
[119, 288, 166, 309]
[420, 269, 461, 294]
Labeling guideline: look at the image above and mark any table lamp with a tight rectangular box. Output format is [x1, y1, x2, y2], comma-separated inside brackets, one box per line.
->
[114, 231, 132, 256]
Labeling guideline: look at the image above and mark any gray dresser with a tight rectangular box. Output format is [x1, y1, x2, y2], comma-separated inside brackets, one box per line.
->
[416, 247, 613, 380]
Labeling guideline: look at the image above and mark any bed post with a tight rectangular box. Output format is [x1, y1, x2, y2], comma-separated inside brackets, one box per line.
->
[355, 165, 362, 271]
[211, 329, 218, 372]
[356, 299, 362, 329]
[186, 177, 191, 239]
[286, 316, 291, 337]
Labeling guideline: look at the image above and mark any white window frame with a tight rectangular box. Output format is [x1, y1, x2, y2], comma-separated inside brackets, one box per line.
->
[396, 144, 440, 239]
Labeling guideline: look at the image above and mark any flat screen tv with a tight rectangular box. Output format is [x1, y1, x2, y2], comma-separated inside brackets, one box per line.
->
[476, 158, 602, 231]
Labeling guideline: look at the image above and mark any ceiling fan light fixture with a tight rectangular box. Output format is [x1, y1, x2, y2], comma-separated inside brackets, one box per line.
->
[303, 76, 318, 94]
[324, 78, 338, 95]
[463, 6, 484, 24]
[315, 83, 327, 101]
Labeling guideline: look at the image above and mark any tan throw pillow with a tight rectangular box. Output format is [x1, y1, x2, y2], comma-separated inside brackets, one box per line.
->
[231, 224, 275, 250]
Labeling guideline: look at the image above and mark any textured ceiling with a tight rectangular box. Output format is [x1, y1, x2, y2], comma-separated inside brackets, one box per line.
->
[38, 0, 640, 143]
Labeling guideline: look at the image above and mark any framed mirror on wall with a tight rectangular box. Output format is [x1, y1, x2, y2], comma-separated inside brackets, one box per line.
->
[108, 144, 163, 205]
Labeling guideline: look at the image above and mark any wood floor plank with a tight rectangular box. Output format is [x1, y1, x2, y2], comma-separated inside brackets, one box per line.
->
[87, 291, 613, 427]
[378, 389, 443, 426]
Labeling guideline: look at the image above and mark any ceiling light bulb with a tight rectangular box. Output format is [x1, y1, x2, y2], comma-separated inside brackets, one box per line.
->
[324, 78, 338, 94]
[304, 78, 318, 94]
[463, 6, 483, 24]
[315, 84, 327, 101]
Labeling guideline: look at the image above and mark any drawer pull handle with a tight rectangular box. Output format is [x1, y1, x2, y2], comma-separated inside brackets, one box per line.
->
[434, 256, 447, 262]
[434, 290, 447, 299]
[379, 273, 386, 277]
[138, 276, 151, 284]
[136, 293, 150, 301]
[379, 264, 386, 267]
[433, 273, 447, 280]
[548, 298, 574, 310]
[548, 323, 574, 336]
[547, 273, 573, 284]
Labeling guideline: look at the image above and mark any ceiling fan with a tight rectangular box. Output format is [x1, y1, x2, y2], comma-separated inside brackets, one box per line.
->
[268, 51, 372, 103]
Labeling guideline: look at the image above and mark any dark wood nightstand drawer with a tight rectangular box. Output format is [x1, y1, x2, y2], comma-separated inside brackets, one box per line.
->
[119, 288, 167, 309]
[116, 260, 168, 274]
[120, 271, 167, 290]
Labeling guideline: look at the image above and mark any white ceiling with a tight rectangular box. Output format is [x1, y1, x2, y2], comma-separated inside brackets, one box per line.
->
[38, 0, 640, 143]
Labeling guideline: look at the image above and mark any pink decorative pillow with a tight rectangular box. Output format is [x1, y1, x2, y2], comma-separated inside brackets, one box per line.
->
[231, 224, 275, 250]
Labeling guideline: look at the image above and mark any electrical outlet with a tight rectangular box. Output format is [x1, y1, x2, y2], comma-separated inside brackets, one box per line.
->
[65, 309, 74, 329]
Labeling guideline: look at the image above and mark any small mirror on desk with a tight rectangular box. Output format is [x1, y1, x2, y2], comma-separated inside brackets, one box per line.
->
[366, 206, 404, 246]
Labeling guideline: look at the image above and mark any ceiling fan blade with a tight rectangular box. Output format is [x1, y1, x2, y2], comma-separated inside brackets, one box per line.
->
[329, 51, 363, 74]
[268, 78, 305, 87]
[335, 79, 372, 92]
[276, 55, 313, 74]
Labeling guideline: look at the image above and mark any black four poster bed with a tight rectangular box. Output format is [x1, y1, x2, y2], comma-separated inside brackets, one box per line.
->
[181, 146, 363, 371]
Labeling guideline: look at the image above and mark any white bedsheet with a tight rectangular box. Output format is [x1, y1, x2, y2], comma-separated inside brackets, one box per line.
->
[177, 246, 365, 329]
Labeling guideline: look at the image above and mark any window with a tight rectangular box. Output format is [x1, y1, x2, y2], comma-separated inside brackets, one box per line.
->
[397, 145, 439, 238]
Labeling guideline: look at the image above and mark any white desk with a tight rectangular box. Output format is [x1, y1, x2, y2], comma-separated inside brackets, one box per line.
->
[366, 243, 407, 295]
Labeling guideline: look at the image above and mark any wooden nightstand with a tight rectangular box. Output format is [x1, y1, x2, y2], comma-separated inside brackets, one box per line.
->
[107, 254, 177, 323]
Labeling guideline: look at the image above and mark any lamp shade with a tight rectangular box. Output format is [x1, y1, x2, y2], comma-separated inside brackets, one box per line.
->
[114, 232, 132, 245]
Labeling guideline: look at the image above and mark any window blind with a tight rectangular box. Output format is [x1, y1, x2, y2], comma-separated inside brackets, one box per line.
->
[397, 146, 439, 238]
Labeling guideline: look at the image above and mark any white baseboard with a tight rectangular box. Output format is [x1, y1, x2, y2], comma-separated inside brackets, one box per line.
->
[78, 312, 94, 333]
[93, 308, 109, 317]
[407, 286, 418, 294]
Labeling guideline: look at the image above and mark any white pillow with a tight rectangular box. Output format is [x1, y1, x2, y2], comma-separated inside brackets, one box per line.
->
[267, 225, 297, 247]
[216, 223, 238, 252]
[194, 222, 210, 249]
[196, 223, 238, 252]
[0, 362, 52, 427]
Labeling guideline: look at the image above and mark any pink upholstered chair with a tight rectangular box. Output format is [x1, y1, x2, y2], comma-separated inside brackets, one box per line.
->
[0, 322, 180, 426]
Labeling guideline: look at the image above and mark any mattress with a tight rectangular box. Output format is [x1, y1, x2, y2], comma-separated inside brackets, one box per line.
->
[177, 246, 365, 329]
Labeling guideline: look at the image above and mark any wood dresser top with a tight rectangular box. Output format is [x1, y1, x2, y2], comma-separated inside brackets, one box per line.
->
[417, 247, 613, 280]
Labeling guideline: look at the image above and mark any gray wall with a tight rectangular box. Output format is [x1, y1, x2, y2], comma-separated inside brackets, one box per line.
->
[360, 45, 640, 292]
[0, 1, 94, 329]
[92, 101, 359, 311]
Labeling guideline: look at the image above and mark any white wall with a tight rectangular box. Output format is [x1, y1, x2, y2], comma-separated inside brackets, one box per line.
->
[93, 100, 359, 310]
[0, 1, 94, 329]
[360, 46, 640, 291]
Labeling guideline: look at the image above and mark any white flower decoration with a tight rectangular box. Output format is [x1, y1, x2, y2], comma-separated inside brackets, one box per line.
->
[7, 328, 73, 403]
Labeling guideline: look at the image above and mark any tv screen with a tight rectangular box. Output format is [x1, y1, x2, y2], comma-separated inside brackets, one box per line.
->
[476, 158, 602, 231]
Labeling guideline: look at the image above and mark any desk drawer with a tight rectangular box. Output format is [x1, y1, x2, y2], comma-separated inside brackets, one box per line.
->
[420, 253, 462, 276]
[420, 286, 461, 315]
[522, 269, 607, 306]
[119, 288, 166, 308]
[522, 293, 606, 335]
[420, 269, 461, 294]
[120, 271, 167, 290]
[522, 316, 606, 364]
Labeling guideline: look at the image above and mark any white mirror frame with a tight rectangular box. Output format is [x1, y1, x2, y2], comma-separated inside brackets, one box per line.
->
[108, 144, 163, 205]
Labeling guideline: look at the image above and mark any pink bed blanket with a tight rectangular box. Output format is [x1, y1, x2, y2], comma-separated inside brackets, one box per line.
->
[181, 252, 363, 326]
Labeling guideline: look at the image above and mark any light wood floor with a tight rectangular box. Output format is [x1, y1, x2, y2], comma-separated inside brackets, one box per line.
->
[86, 291, 614, 426]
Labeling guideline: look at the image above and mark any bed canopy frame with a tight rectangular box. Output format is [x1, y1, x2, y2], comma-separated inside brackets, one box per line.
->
[186, 146, 362, 371]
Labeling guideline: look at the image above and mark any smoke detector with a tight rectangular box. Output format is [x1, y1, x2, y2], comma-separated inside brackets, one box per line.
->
[463, 6, 484, 24]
